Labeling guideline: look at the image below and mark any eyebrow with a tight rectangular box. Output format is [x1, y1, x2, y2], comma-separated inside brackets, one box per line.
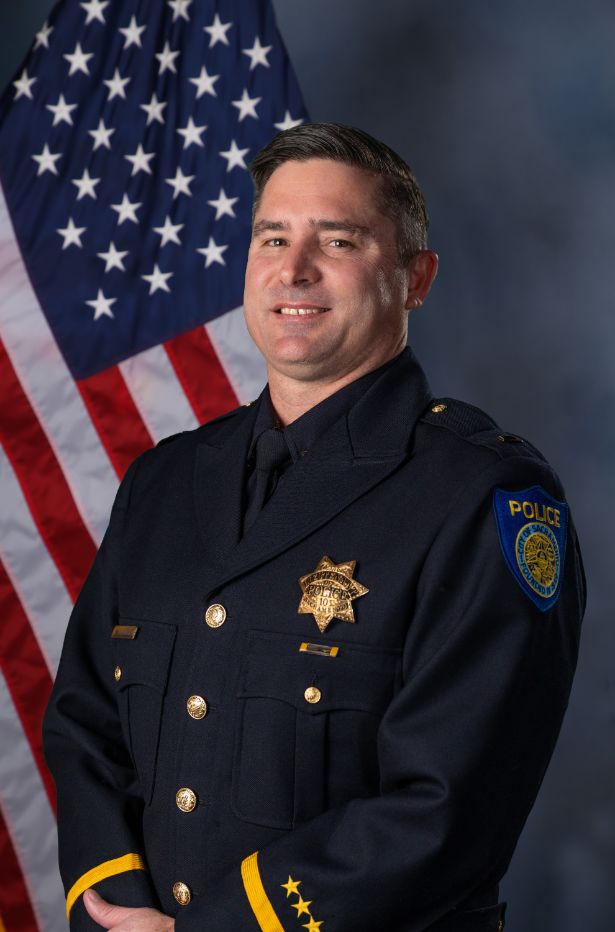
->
[252, 218, 374, 238]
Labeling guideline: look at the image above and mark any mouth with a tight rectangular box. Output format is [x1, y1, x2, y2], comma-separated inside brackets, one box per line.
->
[273, 304, 330, 316]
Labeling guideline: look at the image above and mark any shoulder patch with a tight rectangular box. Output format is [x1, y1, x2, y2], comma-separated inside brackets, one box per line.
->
[493, 486, 568, 611]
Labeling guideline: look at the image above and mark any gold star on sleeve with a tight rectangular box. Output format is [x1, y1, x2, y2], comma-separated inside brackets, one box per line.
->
[281, 876, 301, 897]
[302, 919, 324, 932]
[291, 895, 312, 917]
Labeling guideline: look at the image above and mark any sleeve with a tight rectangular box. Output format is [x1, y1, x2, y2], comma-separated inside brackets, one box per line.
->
[42, 459, 161, 930]
[175, 458, 585, 932]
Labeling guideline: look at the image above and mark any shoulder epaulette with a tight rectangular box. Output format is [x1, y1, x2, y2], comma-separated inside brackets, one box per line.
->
[154, 403, 249, 449]
[421, 398, 548, 463]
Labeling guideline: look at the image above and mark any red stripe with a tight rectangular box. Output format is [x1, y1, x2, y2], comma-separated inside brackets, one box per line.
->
[164, 325, 238, 424]
[0, 805, 40, 932]
[0, 562, 55, 812]
[78, 366, 154, 481]
[0, 340, 96, 602]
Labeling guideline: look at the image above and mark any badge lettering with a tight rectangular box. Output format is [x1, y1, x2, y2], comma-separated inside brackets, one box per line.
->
[508, 499, 560, 527]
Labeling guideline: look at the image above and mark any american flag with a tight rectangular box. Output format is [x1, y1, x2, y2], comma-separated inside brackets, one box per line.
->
[0, 1, 307, 927]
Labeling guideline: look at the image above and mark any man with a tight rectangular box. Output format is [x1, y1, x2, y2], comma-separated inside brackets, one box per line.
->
[43, 123, 585, 932]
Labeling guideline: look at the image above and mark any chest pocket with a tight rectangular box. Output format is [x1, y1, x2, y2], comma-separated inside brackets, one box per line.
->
[232, 629, 401, 830]
[113, 619, 177, 806]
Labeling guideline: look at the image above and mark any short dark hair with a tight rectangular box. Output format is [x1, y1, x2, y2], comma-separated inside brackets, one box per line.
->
[249, 122, 429, 264]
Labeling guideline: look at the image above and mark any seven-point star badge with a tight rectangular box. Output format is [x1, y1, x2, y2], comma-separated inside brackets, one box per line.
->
[298, 556, 369, 633]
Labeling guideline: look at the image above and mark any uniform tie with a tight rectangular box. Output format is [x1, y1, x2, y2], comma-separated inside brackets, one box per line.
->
[243, 427, 291, 531]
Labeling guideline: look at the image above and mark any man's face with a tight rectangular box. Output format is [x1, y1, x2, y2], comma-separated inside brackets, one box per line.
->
[243, 158, 413, 385]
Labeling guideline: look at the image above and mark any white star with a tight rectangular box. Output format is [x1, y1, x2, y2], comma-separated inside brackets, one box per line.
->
[34, 21, 53, 49]
[64, 42, 93, 76]
[119, 16, 146, 49]
[219, 139, 249, 172]
[189, 66, 219, 99]
[207, 188, 239, 220]
[86, 289, 116, 320]
[97, 242, 128, 272]
[232, 89, 261, 122]
[57, 218, 86, 249]
[242, 36, 272, 70]
[104, 68, 130, 101]
[167, 0, 192, 22]
[197, 237, 228, 268]
[140, 92, 167, 125]
[88, 118, 114, 150]
[153, 215, 184, 246]
[155, 41, 179, 75]
[13, 69, 36, 100]
[125, 144, 155, 176]
[274, 111, 304, 132]
[80, 1, 109, 25]
[177, 117, 206, 150]
[142, 264, 173, 295]
[46, 94, 78, 126]
[165, 167, 194, 199]
[111, 194, 141, 225]
[204, 13, 232, 48]
[32, 143, 62, 176]
[72, 168, 100, 200]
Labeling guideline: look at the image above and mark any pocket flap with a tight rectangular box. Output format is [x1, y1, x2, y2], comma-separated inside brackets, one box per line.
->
[113, 619, 177, 693]
[239, 630, 401, 715]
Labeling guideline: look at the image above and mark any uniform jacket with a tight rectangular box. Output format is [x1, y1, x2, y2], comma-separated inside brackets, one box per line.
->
[43, 348, 585, 931]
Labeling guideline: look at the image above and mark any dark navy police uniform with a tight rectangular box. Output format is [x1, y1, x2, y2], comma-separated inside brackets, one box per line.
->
[43, 347, 585, 931]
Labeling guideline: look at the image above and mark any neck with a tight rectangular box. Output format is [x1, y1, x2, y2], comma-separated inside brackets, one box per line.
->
[267, 348, 405, 426]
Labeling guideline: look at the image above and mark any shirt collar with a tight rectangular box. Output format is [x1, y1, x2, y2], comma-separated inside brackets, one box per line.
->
[249, 351, 406, 464]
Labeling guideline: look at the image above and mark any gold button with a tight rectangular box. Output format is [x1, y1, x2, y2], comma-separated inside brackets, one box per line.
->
[114, 666, 122, 682]
[172, 881, 191, 906]
[431, 403, 447, 414]
[176, 787, 197, 812]
[205, 603, 226, 628]
[186, 695, 208, 719]
[304, 686, 321, 704]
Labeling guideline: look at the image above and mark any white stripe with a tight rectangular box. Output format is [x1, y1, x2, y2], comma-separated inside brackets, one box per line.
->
[205, 305, 266, 404]
[0, 186, 117, 546]
[118, 343, 199, 444]
[0, 671, 68, 931]
[0, 445, 73, 677]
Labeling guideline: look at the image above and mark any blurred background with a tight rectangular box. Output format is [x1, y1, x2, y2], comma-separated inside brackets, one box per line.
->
[1, 1, 613, 929]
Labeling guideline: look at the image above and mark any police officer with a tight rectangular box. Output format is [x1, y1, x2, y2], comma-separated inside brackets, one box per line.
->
[43, 123, 585, 932]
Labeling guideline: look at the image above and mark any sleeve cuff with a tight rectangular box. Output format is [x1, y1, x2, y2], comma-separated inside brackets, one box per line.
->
[66, 853, 147, 918]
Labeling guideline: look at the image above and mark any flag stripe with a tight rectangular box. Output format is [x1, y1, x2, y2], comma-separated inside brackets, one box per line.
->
[0, 670, 66, 932]
[0, 805, 39, 932]
[119, 344, 199, 444]
[206, 306, 267, 405]
[0, 187, 117, 545]
[0, 340, 97, 602]
[165, 324, 240, 425]
[77, 367, 154, 480]
[0, 445, 72, 676]
[0, 561, 55, 809]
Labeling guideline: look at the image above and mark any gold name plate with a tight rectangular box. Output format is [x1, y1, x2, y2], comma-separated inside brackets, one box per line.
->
[111, 625, 139, 639]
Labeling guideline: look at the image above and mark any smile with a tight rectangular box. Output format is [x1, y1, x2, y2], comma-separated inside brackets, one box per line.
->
[276, 307, 329, 316]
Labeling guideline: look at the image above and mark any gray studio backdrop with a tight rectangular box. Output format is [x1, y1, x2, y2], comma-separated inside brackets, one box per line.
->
[1, 2, 613, 930]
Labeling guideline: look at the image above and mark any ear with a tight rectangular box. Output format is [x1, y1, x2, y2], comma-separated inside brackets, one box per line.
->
[404, 250, 439, 310]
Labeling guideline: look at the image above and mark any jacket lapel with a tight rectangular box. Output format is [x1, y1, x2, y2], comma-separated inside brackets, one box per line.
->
[197, 348, 433, 598]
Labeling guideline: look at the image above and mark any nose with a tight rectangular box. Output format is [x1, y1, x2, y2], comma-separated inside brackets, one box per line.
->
[278, 242, 321, 287]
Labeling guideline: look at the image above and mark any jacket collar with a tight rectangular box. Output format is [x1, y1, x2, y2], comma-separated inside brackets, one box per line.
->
[194, 346, 433, 598]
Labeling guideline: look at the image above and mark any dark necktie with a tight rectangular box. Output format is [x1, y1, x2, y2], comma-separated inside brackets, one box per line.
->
[243, 427, 291, 532]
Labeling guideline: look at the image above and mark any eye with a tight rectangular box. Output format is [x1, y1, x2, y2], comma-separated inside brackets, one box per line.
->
[265, 237, 287, 247]
[328, 238, 353, 248]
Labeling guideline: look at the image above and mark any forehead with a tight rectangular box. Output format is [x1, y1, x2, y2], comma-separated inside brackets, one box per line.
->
[256, 158, 385, 221]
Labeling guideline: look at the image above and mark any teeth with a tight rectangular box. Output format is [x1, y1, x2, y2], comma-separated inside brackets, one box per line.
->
[278, 307, 327, 316]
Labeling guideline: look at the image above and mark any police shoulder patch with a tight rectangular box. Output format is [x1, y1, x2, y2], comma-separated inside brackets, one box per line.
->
[493, 485, 568, 611]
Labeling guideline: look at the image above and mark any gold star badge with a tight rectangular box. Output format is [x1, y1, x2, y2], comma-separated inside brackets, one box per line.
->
[281, 876, 301, 898]
[298, 556, 369, 633]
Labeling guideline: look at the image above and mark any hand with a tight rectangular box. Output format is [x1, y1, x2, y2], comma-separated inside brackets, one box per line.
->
[83, 889, 175, 931]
